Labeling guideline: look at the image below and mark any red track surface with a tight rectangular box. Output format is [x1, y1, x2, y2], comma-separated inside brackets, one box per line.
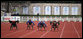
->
[1, 21, 82, 38]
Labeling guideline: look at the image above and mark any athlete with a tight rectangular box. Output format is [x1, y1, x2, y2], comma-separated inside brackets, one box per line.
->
[37, 21, 47, 30]
[56, 21, 60, 31]
[9, 20, 19, 30]
[51, 21, 57, 31]
[50, 21, 60, 31]
[26, 19, 35, 30]
[50, 21, 52, 25]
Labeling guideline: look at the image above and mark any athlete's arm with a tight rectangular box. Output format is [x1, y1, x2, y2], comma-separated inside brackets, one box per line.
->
[43, 23, 47, 27]
[38, 22, 40, 26]
[31, 21, 35, 25]
[26, 21, 29, 24]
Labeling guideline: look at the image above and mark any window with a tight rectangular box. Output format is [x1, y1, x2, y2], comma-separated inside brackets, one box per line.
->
[72, 7, 78, 15]
[23, 7, 28, 14]
[13, 7, 19, 14]
[63, 7, 69, 15]
[54, 6, 60, 15]
[33, 6, 40, 15]
[45, 6, 51, 15]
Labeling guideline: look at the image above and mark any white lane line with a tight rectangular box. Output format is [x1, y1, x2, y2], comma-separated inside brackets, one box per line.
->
[3, 26, 37, 37]
[19, 29, 38, 38]
[1, 23, 23, 32]
[18, 26, 38, 38]
[40, 29, 51, 38]
[60, 22, 66, 38]
[1, 26, 26, 33]
[2, 26, 27, 36]
[71, 22, 80, 38]
[3, 29, 25, 37]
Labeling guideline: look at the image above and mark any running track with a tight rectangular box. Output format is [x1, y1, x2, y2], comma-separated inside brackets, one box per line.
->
[1, 21, 82, 38]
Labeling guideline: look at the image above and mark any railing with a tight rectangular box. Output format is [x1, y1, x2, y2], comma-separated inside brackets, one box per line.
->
[1, 15, 82, 22]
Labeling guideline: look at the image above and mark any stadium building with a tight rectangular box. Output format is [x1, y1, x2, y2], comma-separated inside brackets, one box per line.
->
[1, 1, 82, 22]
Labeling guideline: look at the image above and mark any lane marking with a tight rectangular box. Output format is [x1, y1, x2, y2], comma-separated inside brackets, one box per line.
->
[40, 29, 51, 38]
[2, 25, 27, 34]
[19, 27, 38, 38]
[19, 29, 38, 38]
[60, 22, 66, 38]
[20, 23, 50, 38]
[1, 23, 25, 32]
[1, 26, 26, 33]
[71, 22, 80, 38]
[2, 29, 25, 37]
[2, 26, 37, 37]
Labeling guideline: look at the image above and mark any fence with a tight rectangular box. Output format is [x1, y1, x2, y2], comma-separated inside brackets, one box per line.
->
[1, 16, 82, 22]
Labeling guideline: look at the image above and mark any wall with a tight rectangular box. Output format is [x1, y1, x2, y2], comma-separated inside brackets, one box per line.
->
[1, 2, 81, 15]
